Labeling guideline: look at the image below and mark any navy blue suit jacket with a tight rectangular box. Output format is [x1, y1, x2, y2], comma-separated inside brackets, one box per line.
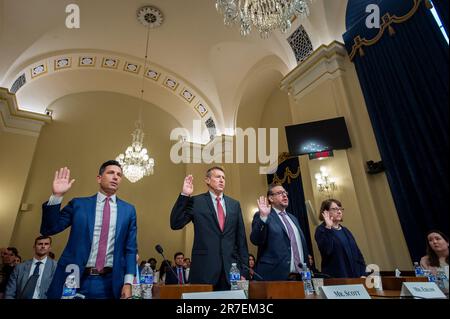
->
[250, 209, 309, 281]
[315, 223, 366, 278]
[41, 195, 137, 299]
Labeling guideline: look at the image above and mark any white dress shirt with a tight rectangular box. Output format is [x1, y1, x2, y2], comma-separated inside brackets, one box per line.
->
[28, 257, 47, 299]
[209, 191, 227, 219]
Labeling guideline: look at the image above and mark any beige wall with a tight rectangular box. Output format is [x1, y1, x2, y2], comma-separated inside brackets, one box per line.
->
[8, 91, 187, 263]
[0, 130, 38, 246]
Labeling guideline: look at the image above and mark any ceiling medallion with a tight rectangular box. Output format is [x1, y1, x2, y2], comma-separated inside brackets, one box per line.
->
[137, 6, 164, 28]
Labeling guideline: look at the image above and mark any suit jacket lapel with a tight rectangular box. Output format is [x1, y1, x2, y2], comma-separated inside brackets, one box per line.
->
[204, 192, 221, 232]
[115, 198, 125, 243]
[223, 195, 232, 231]
[21, 260, 33, 284]
[87, 195, 97, 246]
[270, 209, 289, 239]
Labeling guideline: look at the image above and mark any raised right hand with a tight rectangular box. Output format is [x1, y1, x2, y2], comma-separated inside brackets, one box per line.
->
[322, 211, 333, 229]
[52, 167, 75, 197]
[182, 175, 194, 196]
[257, 196, 271, 217]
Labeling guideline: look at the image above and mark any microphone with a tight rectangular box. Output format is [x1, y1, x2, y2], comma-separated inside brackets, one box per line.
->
[240, 263, 264, 281]
[154, 244, 179, 283]
[298, 262, 331, 279]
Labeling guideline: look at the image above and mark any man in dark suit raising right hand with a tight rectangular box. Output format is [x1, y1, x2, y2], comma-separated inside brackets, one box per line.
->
[170, 167, 249, 290]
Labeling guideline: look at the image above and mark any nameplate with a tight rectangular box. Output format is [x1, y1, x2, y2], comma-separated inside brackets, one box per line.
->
[400, 282, 447, 299]
[320, 284, 371, 299]
[182, 290, 247, 299]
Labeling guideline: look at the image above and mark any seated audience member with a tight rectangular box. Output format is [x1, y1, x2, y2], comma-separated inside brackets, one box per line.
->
[315, 199, 366, 278]
[148, 258, 157, 272]
[248, 254, 256, 280]
[165, 252, 187, 285]
[5, 236, 57, 299]
[14, 256, 22, 266]
[0, 247, 19, 299]
[420, 230, 449, 275]
[158, 260, 172, 284]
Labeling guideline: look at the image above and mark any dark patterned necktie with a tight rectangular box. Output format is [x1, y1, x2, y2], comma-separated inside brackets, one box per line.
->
[20, 261, 42, 299]
[280, 212, 302, 273]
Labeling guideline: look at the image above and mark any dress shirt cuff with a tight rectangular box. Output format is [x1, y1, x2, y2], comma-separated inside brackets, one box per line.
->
[259, 215, 268, 223]
[48, 195, 63, 206]
[124, 274, 134, 285]
[181, 193, 190, 197]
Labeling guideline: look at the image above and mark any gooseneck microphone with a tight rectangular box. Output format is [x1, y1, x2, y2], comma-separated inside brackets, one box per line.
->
[298, 263, 331, 279]
[241, 263, 264, 281]
[154, 244, 179, 282]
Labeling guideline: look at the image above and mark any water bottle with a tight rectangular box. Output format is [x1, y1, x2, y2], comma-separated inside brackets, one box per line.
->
[229, 263, 240, 290]
[413, 262, 424, 277]
[61, 274, 77, 299]
[301, 263, 314, 295]
[436, 269, 449, 293]
[140, 263, 154, 299]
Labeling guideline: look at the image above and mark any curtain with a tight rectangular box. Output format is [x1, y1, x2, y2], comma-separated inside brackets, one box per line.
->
[343, 0, 449, 262]
[267, 155, 313, 256]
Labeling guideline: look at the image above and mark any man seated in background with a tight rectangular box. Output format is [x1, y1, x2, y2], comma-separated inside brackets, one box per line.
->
[0, 247, 19, 299]
[165, 252, 187, 285]
[5, 236, 57, 299]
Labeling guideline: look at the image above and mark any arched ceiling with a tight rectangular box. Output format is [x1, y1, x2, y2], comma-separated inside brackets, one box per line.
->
[0, 0, 348, 143]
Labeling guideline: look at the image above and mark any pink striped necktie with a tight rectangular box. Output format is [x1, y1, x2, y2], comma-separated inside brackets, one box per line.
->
[95, 196, 111, 271]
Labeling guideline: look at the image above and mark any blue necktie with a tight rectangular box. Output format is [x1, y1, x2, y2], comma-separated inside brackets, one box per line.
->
[20, 261, 43, 299]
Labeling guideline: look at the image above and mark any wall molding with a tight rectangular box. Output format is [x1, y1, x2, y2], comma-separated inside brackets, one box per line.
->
[0, 88, 51, 136]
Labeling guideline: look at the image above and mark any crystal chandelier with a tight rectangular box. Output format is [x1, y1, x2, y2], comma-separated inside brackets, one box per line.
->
[116, 6, 162, 183]
[215, 0, 312, 38]
[116, 123, 154, 183]
[314, 166, 337, 198]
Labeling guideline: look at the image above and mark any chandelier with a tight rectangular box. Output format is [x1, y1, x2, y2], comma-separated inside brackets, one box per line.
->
[116, 6, 162, 183]
[215, 0, 312, 38]
[314, 166, 337, 197]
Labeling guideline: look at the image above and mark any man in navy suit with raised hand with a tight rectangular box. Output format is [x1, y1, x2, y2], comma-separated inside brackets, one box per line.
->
[41, 160, 137, 299]
[251, 184, 309, 281]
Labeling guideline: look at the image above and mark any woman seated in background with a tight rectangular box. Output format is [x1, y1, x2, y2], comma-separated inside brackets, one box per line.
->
[248, 254, 256, 281]
[314, 199, 366, 278]
[420, 230, 449, 274]
[158, 260, 172, 284]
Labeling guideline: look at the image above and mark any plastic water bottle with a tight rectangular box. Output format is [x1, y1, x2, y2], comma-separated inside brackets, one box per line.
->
[140, 263, 154, 299]
[436, 269, 449, 292]
[229, 263, 240, 290]
[301, 263, 314, 295]
[414, 262, 424, 277]
[61, 274, 77, 299]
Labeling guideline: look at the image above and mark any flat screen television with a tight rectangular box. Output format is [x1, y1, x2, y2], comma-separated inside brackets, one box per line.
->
[285, 117, 352, 156]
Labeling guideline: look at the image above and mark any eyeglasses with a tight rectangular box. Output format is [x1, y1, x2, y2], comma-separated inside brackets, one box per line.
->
[271, 191, 288, 196]
[329, 207, 344, 212]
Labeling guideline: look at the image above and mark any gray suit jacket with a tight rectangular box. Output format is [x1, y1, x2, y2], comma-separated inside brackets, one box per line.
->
[5, 258, 57, 299]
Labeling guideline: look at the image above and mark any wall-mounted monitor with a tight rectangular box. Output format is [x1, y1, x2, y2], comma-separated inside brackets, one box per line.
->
[285, 117, 352, 156]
